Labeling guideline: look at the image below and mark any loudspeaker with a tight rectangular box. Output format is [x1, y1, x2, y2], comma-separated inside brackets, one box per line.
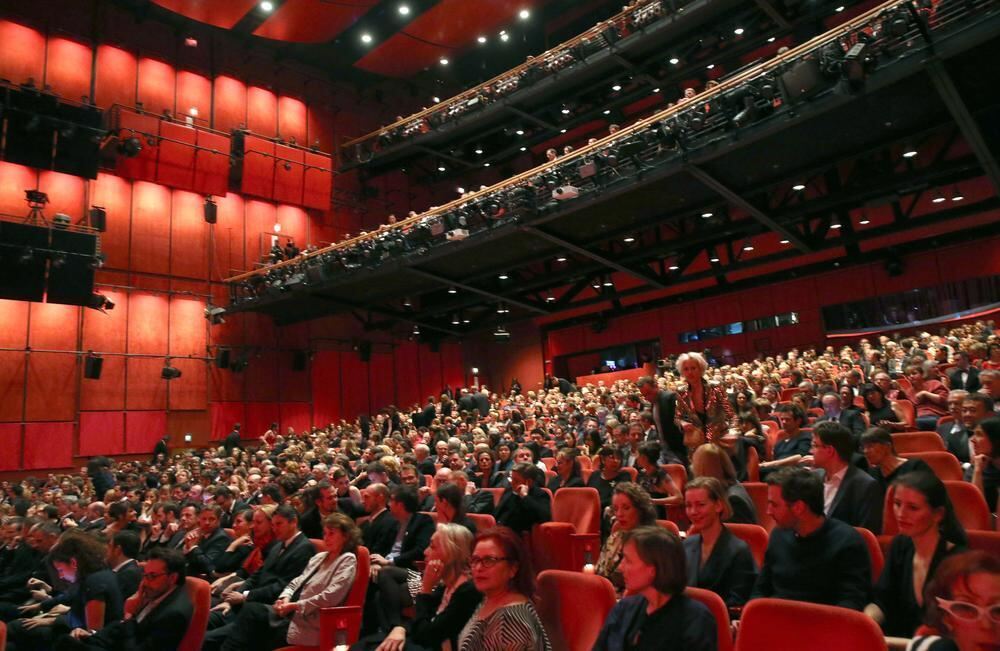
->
[89, 207, 107, 232]
[292, 350, 307, 371]
[0, 222, 48, 302]
[215, 349, 230, 369]
[46, 229, 98, 306]
[204, 198, 217, 224]
[84, 355, 103, 379]
[358, 341, 372, 362]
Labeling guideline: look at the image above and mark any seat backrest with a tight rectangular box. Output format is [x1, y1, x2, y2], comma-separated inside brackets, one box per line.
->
[542, 457, 556, 470]
[882, 484, 898, 536]
[345, 546, 370, 609]
[578, 455, 593, 470]
[177, 577, 211, 651]
[656, 519, 680, 536]
[893, 399, 916, 428]
[685, 587, 734, 651]
[853, 527, 885, 585]
[892, 431, 945, 453]
[310, 538, 327, 553]
[552, 487, 601, 534]
[537, 570, 617, 651]
[746, 445, 760, 483]
[740, 482, 774, 533]
[466, 512, 496, 531]
[581, 467, 593, 484]
[943, 481, 993, 531]
[966, 530, 1000, 557]
[622, 466, 638, 482]
[735, 598, 887, 651]
[481, 487, 505, 507]
[724, 523, 769, 568]
[899, 451, 963, 481]
[779, 388, 801, 402]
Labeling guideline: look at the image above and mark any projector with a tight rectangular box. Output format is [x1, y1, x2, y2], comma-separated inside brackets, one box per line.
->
[446, 229, 469, 241]
[552, 185, 580, 200]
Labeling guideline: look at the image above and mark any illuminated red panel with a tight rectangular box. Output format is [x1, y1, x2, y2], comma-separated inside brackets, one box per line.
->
[28, 303, 79, 350]
[247, 86, 278, 137]
[0, 161, 38, 216]
[167, 358, 207, 410]
[0, 21, 45, 85]
[210, 402, 246, 440]
[277, 95, 307, 144]
[79, 355, 125, 411]
[275, 205, 307, 248]
[151, 0, 259, 29]
[125, 410, 166, 453]
[44, 37, 93, 102]
[306, 104, 334, 152]
[0, 423, 22, 470]
[137, 57, 176, 116]
[175, 71, 211, 124]
[357, 0, 542, 77]
[303, 151, 332, 210]
[125, 358, 168, 410]
[246, 402, 280, 437]
[89, 174, 131, 270]
[169, 191, 208, 278]
[0, 299, 29, 348]
[241, 135, 276, 199]
[128, 292, 169, 355]
[38, 170, 85, 221]
[94, 45, 137, 110]
[25, 353, 77, 421]
[156, 121, 197, 190]
[212, 193, 245, 275]
[193, 130, 230, 197]
[23, 421, 74, 469]
[130, 182, 171, 274]
[169, 296, 207, 356]
[0, 352, 26, 423]
[212, 76, 247, 133]
[78, 411, 125, 456]
[245, 200, 277, 266]
[272, 144, 304, 205]
[253, 0, 378, 43]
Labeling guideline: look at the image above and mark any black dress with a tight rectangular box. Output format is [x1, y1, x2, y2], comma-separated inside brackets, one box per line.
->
[868, 458, 932, 491]
[873, 535, 963, 637]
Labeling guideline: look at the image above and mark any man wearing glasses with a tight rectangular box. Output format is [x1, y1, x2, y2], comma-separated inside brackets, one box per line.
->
[58, 547, 192, 649]
[810, 421, 883, 534]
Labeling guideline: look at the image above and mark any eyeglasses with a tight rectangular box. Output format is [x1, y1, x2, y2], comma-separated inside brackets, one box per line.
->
[469, 555, 510, 568]
[936, 597, 1000, 624]
[143, 571, 168, 580]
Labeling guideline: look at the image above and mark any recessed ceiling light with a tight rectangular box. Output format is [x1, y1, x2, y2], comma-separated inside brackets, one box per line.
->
[477, 35, 487, 44]
[792, 183, 806, 191]
[858, 218, 871, 225]
[932, 195, 946, 203]
[706, 63, 715, 70]
[652, 87, 660, 93]
[835, 5, 845, 11]
[556, 257, 567, 262]
[734, 27, 744, 35]
[767, 36, 776, 43]
[437, 164, 446, 172]
[447, 287, 457, 294]
[498, 274, 509, 280]
[483, 162, 490, 167]
[779, 239, 790, 244]
[668, 264, 679, 270]
[902, 148, 918, 158]
[439, 57, 449, 65]
[623, 236, 635, 243]
[259, 1, 274, 12]
[560, 128, 567, 133]
[474, 146, 483, 154]
[398, 4, 410, 15]
[701, 212, 713, 218]
[743, 242, 754, 251]
[612, 83, 622, 91]
[515, 129, 524, 135]
[669, 57, 679, 65]
[603, 109, 611, 115]
[432, 96, 440, 103]
[519, 9, 530, 19]
[709, 256, 720, 263]
[561, 107, 571, 114]
[520, 146, 527, 151]
[361, 33, 373, 44]
[456, 186, 465, 194]
[500, 32, 510, 42]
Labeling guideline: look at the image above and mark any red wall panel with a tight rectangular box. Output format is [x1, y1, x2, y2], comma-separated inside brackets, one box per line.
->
[244, 200, 277, 266]
[241, 136, 276, 199]
[156, 121, 198, 190]
[245, 350, 279, 401]
[302, 151, 332, 210]
[25, 353, 77, 421]
[213, 193, 246, 276]
[38, 171, 86, 224]
[273, 145, 305, 205]
[128, 293, 169, 354]
[89, 173, 132, 269]
[306, 104, 334, 153]
[369, 353, 395, 412]
[247, 86, 278, 137]
[0, 352, 26, 422]
[212, 76, 247, 133]
[0, 299, 30, 348]
[277, 96, 308, 144]
[245, 402, 279, 440]
[28, 302, 79, 350]
[393, 343, 421, 409]
[340, 353, 368, 418]
[277, 356, 310, 403]
[0, 423, 22, 470]
[78, 411, 125, 456]
[125, 358, 168, 410]
[79, 356, 125, 411]
[0, 21, 45, 86]
[137, 57, 176, 115]
[44, 37, 93, 102]
[441, 342, 465, 394]
[169, 296, 207, 356]
[175, 71, 211, 125]
[279, 402, 311, 434]
[169, 190, 209, 278]
[210, 402, 246, 440]
[209, 364, 244, 403]
[275, 205, 307, 249]
[125, 410, 166, 453]
[130, 182, 171, 274]
[94, 45, 137, 109]
[167, 358, 207, 410]
[23, 422, 74, 469]
[193, 130, 231, 197]
[311, 351, 342, 426]
[0, 162, 39, 216]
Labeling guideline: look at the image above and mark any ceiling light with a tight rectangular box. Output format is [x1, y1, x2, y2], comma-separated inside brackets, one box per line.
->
[603, 109, 611, 115]
[483, 162, 490, 167]
[932, 191, 946, 203]
[612, 83, 622, 91]
[437, 164, 446, 172]
[669, 57, 679, 65]
[742, 238, 754, 251]
[701, 211, 713, 218]
[767, 36, 776, 43]
[432, 96, 440, 103]
[556, 256, 567, 262]
[902, 147, 918, 158]
[652, 87, 660, 93]
[184, 36, 198, 47]
[457, 186, 465, 194]
[792, 183, 806, 191]
[361, 33, 373, 44]
[560, 128, 567, 133]
[500, 32, 510, 42]
[951, 186, 964, 201]
[259, 1, 274, 12]
[515, 129, 524, 135]
[519, 9, 530, 19]
[447, 286, 458, 294]
[668, 264, 679, 270]
[734, 27, 745, 35]
[477, 35, 487, 44]
[779, 239, 790, 244]
[830, 216, 842, 229]
[561, 107, 571, 115]
[709, 255, 720, 263]
[493, 325, 510, 339]
[273, 222, 282, 233]
[498, 274, 509, 280]
[474, 145, 483, 154]
[836, 5, 845, 11]
[623, 236, 635, 243]
[412, 325, 420, 335]
[398, 4, 410, 15]
[706, 63, 715, 70]
[520, 146, 527, 151]
[546, 293, 555, 302]
[858, 217, 871, 225]
[439, 57, 449, 65]
[451, 314, 460, 325]
[602, 278, 613, 287]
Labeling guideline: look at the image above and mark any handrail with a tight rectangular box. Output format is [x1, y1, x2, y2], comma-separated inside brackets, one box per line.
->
[340, 0, 682, 149]
[225, 0, 921, 284]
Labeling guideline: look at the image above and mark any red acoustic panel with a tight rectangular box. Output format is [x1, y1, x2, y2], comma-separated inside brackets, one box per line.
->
[212, 76, 247, 133]
[44, 37, 93, 102]
[23, 421, 74, 469]
[193, 130, 230, 197]
[0, 423, 22, 470]
[78, 411, 125, 456]
[25, 352, 77, 421]
[279, 402, 311, 434]
[369, 353, 394, 412]
[244, 200, 277, 266]
[79, 355, 125, 411]
[28, 303, 79, 350]
[277, 96, 307, 143]
[211, 194, 246, 281]
[340, 352, 368, 419]
[0, 299, 30, 348]
[247, 86, 277, 137]
[115, 111, 160, 182]
[156, 121, 197, 190]
[246, 402, 279, 440]
[169, 190, 209, 278]
[253, 0, 377, 42]
[210, 401, 245, 440]
[127, 293, 170, 354]
[441, 342, 465, 392]
[151, 0, 259, 29]
[125, 357, 168, 410]
[130, 182, 171, 274]
[277, 353, 310, 403]
[241, 135, 275, 199]
[306, 104, 334, 153]
[272, 144, 304, 205]
[125, 410, 166, 453]
[89, 173, 132, 269]
[275, 205, 307, 248]
[393, 342, 421, 409]
[0, 21, 45, 86]
[0, 351, 26, 422]
[38, 171, 86, 225]
[137, 57, 176, 115]
[311, 351, 341, 426]
[167, 358, 207, 410]
[209, 364, 244, 402]
[175, 71, 211, 124]
[169, 296, 207, 356]
[245, 351, 279, 401]
[82, 289, 127, 352]
[418, 345, 443, 404]
[0, 161, 39, 216]
[94, 45, 137, 109]
[302, 151, 332, 210]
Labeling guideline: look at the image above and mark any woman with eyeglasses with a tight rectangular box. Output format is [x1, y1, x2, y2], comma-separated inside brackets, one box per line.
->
[907, 550, 1000, 651]
[866, 471, 967, 641]
[457, 527, 551, 651]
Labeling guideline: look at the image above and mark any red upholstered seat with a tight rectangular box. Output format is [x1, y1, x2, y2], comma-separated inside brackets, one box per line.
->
[533, 487, 601, 572]
[740, 482, 775, 533]
[892, 431, 945, 453]
[537, 570, 617, 651]
[854, 527, 885, 585]
[686, 587, 734, 651]
[943, 481, 993, 531]
[967, 530, 1000, 557]
[899, 450, 963, 481]
[466, 512, 496, 531]
[178, 577, 211, 651]
[734, 598, 887, 651]
[724, 523, 769, 568]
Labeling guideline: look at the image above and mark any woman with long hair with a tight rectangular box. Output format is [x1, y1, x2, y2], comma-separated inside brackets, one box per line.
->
[971, 416, 1000, 513]
[865, 471, 967, 640]
[633, 443, 681, 518]
[546, 448, 584, 492]
[690, 444, 756, 524]
[595, 482, 658, 594]
[860, 383, 908, 432]
[434, 483, 478, 535]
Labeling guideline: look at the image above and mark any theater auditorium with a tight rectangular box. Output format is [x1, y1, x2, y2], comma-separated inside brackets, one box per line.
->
[1, 0, 999, 649]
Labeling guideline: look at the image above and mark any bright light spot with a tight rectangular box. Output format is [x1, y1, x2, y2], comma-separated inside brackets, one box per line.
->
[439, 57, 449, 65]
[519, 9, 530, 19]
[706, 63, 715, 70]
[432, 96, 440, 103]
[556, 257, 567, 262]
[477, 35, 487, 44]
[623, 236, 635, 243]
[520, 146, 527, 151]
[612, 84, 622, 91]
[902, 149, 917, 158]
[669, 57, 679, 65]
[398, 4, 410, 15]
[701, 212, 713, 218]
[499, 274, 509, 280]
[260, 1, 274, 12]
[273, 223, 281, 233]
[515, 129, 524, 135]
[792, 184, 806, 191]
[457, 187, 465, 194]
[779, 239, 790, 244]
[500, 32, 510, 42]
[858, 219, 871, 225]
[361, 33, 373, 44]
[710, 256, 720, 263]
[189, 107, 198, 116]
[767, 36, 776, 43]
[734, 27, 744, 35]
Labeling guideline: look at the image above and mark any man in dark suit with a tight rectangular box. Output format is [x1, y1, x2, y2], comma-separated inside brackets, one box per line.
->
[108, 530, 143, 600]
[452, 471, 494, 514]
[413, 444, 437, 477]
[811, 422, 883, 533]
[359, 483, 399, 557]
[412, 397, 437, 429]
[55, 547, 193, 651]
[472, 389, 491, 418]
[151, 434, 169, 463]
[637, 376, 685, 464]
[213, 486, 248, 530]
[495, 463, 551, 535]
[938, 390, 971, 463]
[183, 504, 232, 578]
[815, 391, 867, 442]
[298, 481, 337, 539]
[949, 353, 980, 392]
[457, 389, 478, 416]
[223, 423, 242, 456]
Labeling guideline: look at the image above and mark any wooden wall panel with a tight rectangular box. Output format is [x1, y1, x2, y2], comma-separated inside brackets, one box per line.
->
[277, 96, 308, 144]
[25, 353, 77, 421]
[167, 358, 207, 410]
[125, 410, 166, 453]
[28, 303, 79, 350]
[175, 70, 211, 124]
[125, 358, 168, 410]
[79, 356, 125, 411]
[0, 352, 26, 422]
[130, 182, 171, 274]
[44, 37, 93, 102]
[94, 45, 137, 109]
[137, 57, 176, 115]
[81, 289, 128, 352]
[169, 190, 209, 278]
[0, 21, 45, 86]
[212, 76, 247, 133]
[0, 299, 30, 348]
[169, 297, 207, 356]
[213, 193, 246, 276]
[128, 293, 169, 354]
[247, 86, 278, 137]
[23, 422, 74, 469]
[38, 171, 86, 223]
[89, 173, 132, 269]
[78, 411, 125, 456]
[0, 423, 23, 470]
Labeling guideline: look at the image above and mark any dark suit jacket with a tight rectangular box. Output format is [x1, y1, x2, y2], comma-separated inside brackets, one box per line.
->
[823, 465, 884, 533]
[472, 393, 490, 417]
[547, 475, 585, 492]
[495, 485, 551, 534]
[651, 389, 685, 464]
[115, 559, 143, 600]
[457, 395, 478, 415]
[362, 510, 400, 558]
[949, 367, 980, 392]
[464, 491, 495, 515]
[185, 527, 233, 577]
[243, 533, 315, 603]
[86, 580, 193, 651]
[816, 410, 867, 441]
[0, 542, 41, 596]
[299, 507, 324, 540]
[684, 527, 758, 606]
[219, 502, 249, 530]
[394, 513, 435, 570]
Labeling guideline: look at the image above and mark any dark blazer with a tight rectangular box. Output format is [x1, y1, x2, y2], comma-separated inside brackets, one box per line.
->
[683, 527, 757, 607]
[393, 512, 435, 570]
[115, 559, 143, 600]
[593, 594, 716, 651]
[472, 392, 490, 417]
[823, 465, 884, 534]
[0, 543, 41, 596]
[547, 474, 584, 492]
[464, 491, 495, 515]
[941, 425, 971, 464]
[816, 410, 867, 441]
[243, 533, 315, 603]
[949, 366, 980, 392]
[410, 580, 483, 650]
[299, 507, 324, 540]
[362, 509, 400, 558]
[85, 580, 193, 651]
[651, 389, 685, 464]
[184, 527, 232, 577]
[495, 485, 551, 534]
[219, 501, 249, 530]
[457, 395, 478, 414]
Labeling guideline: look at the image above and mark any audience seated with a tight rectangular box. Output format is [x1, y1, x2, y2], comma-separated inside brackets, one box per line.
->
[594, 483, 658, 594]
[690, 444, 757, 524]
[811, 422, 884, 533]
[546, 449, 585, 492]
[494, 463, 551, 535]
[970, 416, 1000, 513]
[902, 365, 950, 432]
[759, 404, 812, 477]
[862, 427, 933, 491]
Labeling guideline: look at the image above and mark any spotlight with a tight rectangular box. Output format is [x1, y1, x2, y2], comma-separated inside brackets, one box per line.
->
[669, 57, 679, 65]
[500, 32, 510, 42]
[623, 236, 635, 243]
[447, 286, 458, 294]
[87, 292, 114, 312]
[520, 147, 526, 151]
[184, 36, 198, 47]
[493, 325, 510, 339]
[602, 277, 613, 287]
[779, 239, 790, 244]
[398, 4, 410, 15]
[858, 216, 871, 225]
[767, 36, 776, 43]
[545, 292, 555, 302]
[498, 274, 509, 280]
[361, 33, 373, 44]
[792, 183, 806, 191]
[519, 9, 530, 19]
[951, 186, 964, 202]
[831, 216, 842, 229]
[52, 213, 72, 229]
[439, 58, 449, 66]
[483, 163, 490, 167]
[932, 191, 946, 204]
[412, 325, 420, 335]
[259, 1, 274, 12]
[437, 163, 447, 172]
[432, 96, 441, 103]
[119, 136, 142, 158]
[734, 27, 744, 35]
[902, 145, 918, 159]
[706, 64, 715, 70]
[556, 257, 567, 263]
[561, 106, 571, 115]
[515, 129, 524, 135]
[709, 255, 720, 263]
[742, 238, 754, 251]
[451, 314, 460, 325]
[668, 264, 679, 270]
[701, 212, 713, 218]
[161, 363, 182, 380]
[474, 145, 484, 155]
[456, 187, 465, 194]
[477, 36, 487, 44]
[612, 83, 622, 92]
[402, 296, 413, 307]
[205, 305, 227, 324]
[273, 222, 282, 233]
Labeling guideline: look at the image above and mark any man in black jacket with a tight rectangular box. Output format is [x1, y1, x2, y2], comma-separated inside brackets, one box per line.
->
[637, 376, 685, 464]
[223, 423, 242, 456]
[495, 463, 551, 535]
[108, 530, 143, 600]
[810, 422, 883, 533]
[299, 481, 338, 540]
[949, 352, 980, 392]
[183, 504, 232, 578]
[360, 484, 399, 557]
[815, 391, 867, 442]
[213, 486, 248, 531]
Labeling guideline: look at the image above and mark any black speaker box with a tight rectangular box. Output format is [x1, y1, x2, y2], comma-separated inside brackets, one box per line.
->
[46, 229, 98, 306]
[0, 222, 47, 302]
[215, 349, 230, 369]
[84, 355, 103, 379]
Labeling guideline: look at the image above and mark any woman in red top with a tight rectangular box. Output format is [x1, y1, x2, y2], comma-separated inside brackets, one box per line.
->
[903, 364, 949, 432]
